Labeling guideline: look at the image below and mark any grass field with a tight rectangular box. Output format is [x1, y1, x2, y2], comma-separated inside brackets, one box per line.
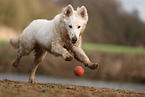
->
[83, 43, 145, 54]
[0, 40, 145, 55]
[0, 40, 9, 46]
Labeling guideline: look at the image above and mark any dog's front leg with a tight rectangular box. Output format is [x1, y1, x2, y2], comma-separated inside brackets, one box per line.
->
[72, 46, 98, 70]
[51, 44, 73, 61]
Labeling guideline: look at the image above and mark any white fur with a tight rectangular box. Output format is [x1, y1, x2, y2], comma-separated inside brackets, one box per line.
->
[10, 4, 98, 83]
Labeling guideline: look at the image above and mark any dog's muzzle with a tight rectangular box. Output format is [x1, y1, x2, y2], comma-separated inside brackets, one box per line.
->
[72, 36, 77, 44]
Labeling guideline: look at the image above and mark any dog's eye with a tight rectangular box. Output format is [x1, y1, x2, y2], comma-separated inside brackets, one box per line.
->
[69, 25, 72, 28]
[78, 26, 81, 29]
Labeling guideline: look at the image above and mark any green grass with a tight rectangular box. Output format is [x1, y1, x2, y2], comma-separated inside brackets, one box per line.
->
[0, 40, 9, 45]
[82, 43, 145, 54]
[1, 40, 145, 55]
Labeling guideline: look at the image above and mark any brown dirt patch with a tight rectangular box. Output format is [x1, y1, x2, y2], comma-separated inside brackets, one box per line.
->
[0, 79, 145, 97]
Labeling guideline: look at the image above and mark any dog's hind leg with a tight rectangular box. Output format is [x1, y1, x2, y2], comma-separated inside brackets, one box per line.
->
[29, 45, 47, 83]
[12, 47, 31, 67]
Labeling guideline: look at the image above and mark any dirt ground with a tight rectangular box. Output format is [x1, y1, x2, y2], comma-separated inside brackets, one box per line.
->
[0, 79, 144, 97]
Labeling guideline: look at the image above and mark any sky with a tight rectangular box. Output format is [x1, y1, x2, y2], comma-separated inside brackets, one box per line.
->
[117, 0, 145, 22]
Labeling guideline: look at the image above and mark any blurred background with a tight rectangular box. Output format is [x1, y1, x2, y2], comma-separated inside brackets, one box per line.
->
[0, 0, 145, 91]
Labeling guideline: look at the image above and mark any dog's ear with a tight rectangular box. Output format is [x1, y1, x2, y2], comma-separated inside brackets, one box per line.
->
[63, 4, 74, 17]
[77, 6, 88, 21]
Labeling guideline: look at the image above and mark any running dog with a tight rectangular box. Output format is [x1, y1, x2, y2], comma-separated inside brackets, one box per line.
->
[10, 4, 98, 83]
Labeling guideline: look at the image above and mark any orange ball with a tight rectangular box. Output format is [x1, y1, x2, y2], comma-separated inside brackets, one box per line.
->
[74, 66, 84, 76]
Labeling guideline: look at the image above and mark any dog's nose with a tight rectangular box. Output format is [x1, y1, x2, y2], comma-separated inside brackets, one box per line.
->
[72, 36, 77, 41]
[72, 36, 77, 44]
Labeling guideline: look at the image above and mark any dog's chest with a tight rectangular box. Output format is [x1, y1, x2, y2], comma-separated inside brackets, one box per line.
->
[63, 39, 73, 50]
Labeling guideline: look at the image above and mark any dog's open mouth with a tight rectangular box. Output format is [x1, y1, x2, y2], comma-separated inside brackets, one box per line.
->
[72, 41, 76, 44]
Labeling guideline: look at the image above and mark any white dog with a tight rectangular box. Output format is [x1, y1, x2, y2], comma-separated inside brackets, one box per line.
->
[10, 4, 98, 83]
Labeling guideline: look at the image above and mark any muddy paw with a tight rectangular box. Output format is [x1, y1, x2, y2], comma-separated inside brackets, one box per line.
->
[65, 55, 73, 61]
[85, 63, 99, 70]
[88, 63, 99, 70]
[29, 79, 36, 84]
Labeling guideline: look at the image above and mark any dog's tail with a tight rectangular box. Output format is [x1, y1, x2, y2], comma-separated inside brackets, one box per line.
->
[10, 37, 20, 49]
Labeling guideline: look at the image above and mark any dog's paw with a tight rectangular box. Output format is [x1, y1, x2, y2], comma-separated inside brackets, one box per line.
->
[88, 63, 99, 70]
[65, 54, 73, 61]
[85, 62, 99, 70]
[29, 79, 36, 84]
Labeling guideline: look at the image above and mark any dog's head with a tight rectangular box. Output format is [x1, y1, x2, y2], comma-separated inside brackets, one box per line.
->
[62, 4, 88, 44]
